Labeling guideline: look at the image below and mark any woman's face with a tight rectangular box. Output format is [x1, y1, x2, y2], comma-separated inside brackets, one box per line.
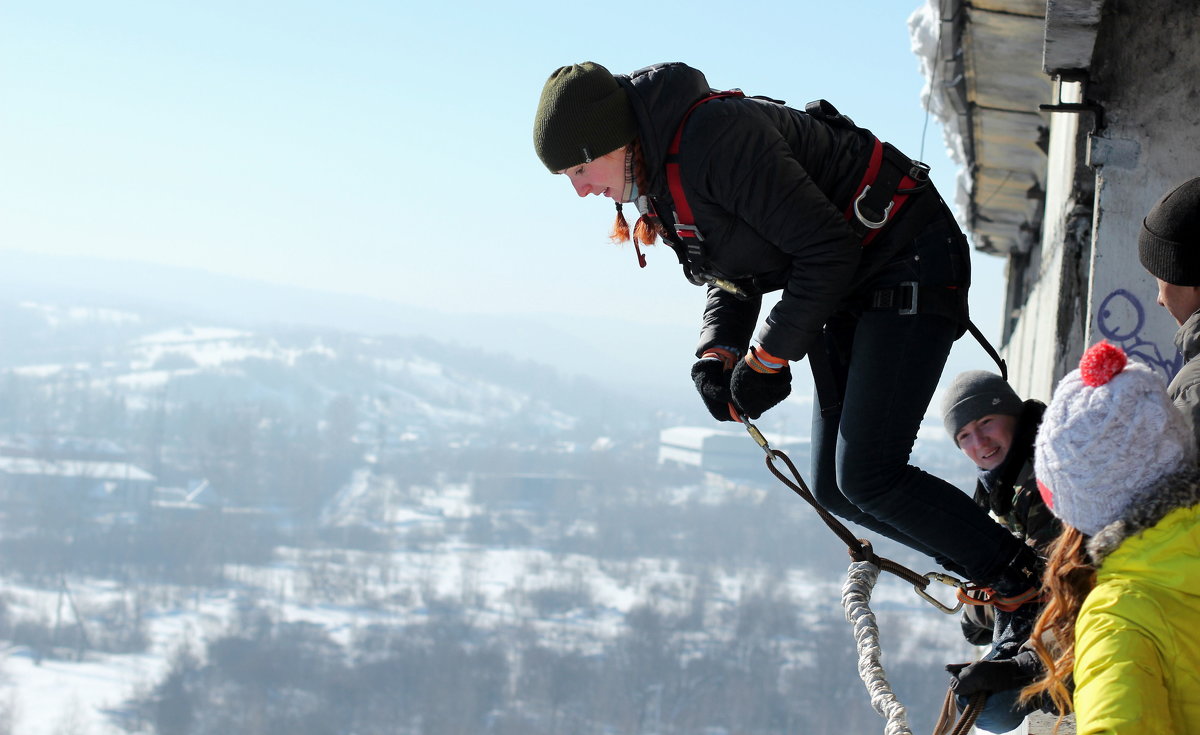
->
[556, 146, 629, 201]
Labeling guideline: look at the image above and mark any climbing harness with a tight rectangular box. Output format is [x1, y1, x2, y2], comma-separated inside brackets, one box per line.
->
[864, 282, 1009, 381]
[648, 91, 1009, 380]
[657, 89, 748, 295]
[659, 93, 930, 261]
[736, 411, 987, 735]
[651, 92, 933, 293]
[956, 583, 1044, 612]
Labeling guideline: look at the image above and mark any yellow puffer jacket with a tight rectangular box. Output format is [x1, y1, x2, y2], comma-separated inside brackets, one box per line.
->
[1074, 475, 1200, 735]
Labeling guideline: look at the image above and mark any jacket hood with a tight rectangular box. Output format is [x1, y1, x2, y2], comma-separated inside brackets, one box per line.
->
[1087, 466, 1200, 567]
[1175, 308, 1200, 362]
[615, 62, 713, 197]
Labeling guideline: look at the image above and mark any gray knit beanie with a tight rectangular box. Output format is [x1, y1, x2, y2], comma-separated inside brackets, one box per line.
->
[1034, 342, 1195, 537]
[533, 62, 637, 173]
[941, 370, 1024, 444]
[1138, 177, 1200, 286]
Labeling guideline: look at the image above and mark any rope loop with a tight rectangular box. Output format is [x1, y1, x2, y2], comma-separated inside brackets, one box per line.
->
[848, 537, 880, 566]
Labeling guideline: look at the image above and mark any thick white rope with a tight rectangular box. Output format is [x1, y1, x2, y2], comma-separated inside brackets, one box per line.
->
[841, 560, 914, 735]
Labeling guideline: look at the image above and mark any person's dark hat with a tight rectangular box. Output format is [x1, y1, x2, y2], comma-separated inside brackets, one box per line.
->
[941, 370, 1023, 444]
[533, 62, 637, 173]
[1139, 177, 1200, 286]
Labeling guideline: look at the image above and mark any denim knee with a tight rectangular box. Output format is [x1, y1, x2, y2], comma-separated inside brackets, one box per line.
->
[835, 451, 906, 514]
[956, 689, 1028, 733]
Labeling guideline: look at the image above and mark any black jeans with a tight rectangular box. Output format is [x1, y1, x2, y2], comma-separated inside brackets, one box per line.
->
[809, 216, 1022, 584]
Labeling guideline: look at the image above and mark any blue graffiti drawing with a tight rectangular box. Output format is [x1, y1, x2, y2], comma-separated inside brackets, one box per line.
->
[1097, 289, 1184, 379]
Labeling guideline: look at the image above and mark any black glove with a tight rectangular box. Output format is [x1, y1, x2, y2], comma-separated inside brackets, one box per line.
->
[959, 604, 995, 647]
[691, 355, 737, 422]
[946, 648, 1042, 696]
[729, 348, 791, 419]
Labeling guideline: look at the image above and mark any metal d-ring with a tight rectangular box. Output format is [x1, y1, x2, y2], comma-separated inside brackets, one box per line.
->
[853, 185, 893, 229]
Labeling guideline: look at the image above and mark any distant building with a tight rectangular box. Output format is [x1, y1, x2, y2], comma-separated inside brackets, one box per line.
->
[0, 434, 130, 461]
[0, 455, 156, 510]
[658, 426, 809, 482]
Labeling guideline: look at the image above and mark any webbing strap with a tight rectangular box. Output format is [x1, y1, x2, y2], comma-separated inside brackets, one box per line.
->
[867, 284, 1009, 381]
[667, 93, 920, 251]
[844, 139, 923, 246]
[665, 90, 745, 244]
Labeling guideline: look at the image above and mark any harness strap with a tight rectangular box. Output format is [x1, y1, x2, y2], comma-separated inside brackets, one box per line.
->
[666, 93, 929, 255]
[844, 140, 929, 246]
[665, 90, 746, 253]
[808, 333, 845, 417]
[867, 284, 1009, 380]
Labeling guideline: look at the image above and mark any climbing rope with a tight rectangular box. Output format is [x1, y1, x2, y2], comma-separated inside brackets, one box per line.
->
[739, 413, 986, 735]
[738, 414, 964, 613]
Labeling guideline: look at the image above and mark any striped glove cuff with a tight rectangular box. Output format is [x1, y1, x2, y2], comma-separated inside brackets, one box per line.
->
[700, 346, 740, 371]
[744, 346, 787, 374]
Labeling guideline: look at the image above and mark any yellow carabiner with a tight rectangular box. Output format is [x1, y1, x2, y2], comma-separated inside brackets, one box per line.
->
[914, 572, 966, 615]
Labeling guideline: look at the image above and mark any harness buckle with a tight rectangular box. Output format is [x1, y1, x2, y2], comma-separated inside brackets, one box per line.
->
[853, 185, 893, 230]
[899, 281, 919, 316]
[674, 223, 705, 241]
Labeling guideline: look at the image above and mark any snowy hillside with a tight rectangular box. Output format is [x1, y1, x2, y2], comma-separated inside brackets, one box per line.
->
[0, 296, 982, 735]
[0, 299, 650, 444]
[0, 471, 974, 735]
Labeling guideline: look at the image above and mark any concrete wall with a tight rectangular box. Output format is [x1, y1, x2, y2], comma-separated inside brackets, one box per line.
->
[1006, 0, 1200, 396]
[1004, 80, 1091, 402]
[1082, 0, 1200, 385]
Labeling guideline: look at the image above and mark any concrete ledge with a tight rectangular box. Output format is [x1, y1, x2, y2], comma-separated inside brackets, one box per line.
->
[1024, 711, 1075, 734]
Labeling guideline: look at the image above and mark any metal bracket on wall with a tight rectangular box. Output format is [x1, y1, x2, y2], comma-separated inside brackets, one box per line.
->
[1039, 72, 1105, 132]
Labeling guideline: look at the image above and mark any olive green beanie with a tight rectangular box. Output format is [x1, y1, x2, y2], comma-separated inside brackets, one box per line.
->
[533, 62, 637, 172]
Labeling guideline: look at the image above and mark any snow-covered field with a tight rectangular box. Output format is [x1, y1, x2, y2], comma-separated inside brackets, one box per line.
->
[1, 534, 971, 735]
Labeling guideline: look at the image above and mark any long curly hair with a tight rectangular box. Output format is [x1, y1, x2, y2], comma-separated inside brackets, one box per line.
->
[1020, 525, 1096, 725]
[610, 139, 666, 247]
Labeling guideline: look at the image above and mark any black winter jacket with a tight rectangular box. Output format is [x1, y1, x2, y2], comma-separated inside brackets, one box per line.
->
[617, 62, 944, 361]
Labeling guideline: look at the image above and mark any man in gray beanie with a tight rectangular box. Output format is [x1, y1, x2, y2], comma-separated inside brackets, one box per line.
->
[939, 371, 1061, 733]
[940, 370, 1057, 546]
[1138, 176, 1200, 452]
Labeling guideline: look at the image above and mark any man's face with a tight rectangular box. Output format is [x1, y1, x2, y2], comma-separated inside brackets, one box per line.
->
[1155, 278, 1200, 326]
[955, 413, 1018, 471]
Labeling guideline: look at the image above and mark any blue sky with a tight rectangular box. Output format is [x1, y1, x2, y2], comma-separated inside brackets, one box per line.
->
[0, 1, 1006, 405]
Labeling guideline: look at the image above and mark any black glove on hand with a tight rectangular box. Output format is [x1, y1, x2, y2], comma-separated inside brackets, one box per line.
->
[729, 347, 791, 420]
[691, 351, 737, 422]
[946, 648, 1042, 696]
[959, 604, 995, 647]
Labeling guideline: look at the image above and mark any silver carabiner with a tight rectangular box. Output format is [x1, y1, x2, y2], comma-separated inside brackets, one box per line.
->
[914, 572, 965, 615]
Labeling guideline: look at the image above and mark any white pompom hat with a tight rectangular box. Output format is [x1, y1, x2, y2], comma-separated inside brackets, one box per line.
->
[1034, 341, 1195, 536]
